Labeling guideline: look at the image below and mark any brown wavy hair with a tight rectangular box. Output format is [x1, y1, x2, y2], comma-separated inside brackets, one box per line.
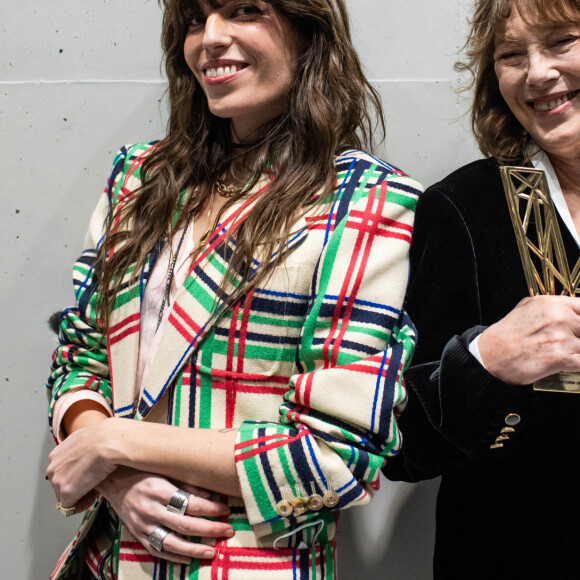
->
[457, 0, 580, 162]
[95, 0, 384, 330]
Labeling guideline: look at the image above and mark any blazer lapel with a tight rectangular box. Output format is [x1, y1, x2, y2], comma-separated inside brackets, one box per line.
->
[135, 182, 309, 420]
[107, 245, 161, 418]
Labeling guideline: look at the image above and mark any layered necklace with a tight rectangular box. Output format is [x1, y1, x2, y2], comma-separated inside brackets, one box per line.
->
[155, 178, 245, 332]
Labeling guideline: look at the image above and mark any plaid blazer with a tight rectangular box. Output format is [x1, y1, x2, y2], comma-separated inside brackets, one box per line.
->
[47, 142, 421, 579]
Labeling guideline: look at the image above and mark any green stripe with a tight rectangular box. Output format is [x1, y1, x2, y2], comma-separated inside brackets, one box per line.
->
[385, 189, 418, 210]
[199, 331, 215, 428]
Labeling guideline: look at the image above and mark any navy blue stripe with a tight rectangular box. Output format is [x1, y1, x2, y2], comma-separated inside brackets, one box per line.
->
[188, 353, 197, 427]
[378, 341, 402, 437]
[299, 547, 310, 578]
[249, 295, 309, 317]
[214, 327, 301, 347]
[311, 337, 378, 356]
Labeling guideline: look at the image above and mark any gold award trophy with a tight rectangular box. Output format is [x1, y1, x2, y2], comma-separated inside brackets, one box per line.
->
[501, 166, 580, 393]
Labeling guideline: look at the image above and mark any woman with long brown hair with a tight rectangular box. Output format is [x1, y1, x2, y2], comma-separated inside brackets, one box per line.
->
[384, 0, 580, 577]
[45, 1, 421, 578]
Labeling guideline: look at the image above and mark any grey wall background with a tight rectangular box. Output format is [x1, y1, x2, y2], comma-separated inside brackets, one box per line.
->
[0, 1, 480, 578]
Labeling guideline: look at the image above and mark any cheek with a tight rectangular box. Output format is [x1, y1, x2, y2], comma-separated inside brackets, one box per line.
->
[496, 72, 518, 107]
[183, 38, 198, 74]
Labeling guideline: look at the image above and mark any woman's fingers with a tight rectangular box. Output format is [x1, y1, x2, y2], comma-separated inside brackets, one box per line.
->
[97, 468, 234, 563]
[479, 295, 580, 384]
[146, 528, 217, 562]
[164, 509, 233, 538]
[183, 493, 230, 518]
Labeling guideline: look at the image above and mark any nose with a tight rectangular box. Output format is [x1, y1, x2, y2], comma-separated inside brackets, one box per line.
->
[526, 48, 559, 87]
[202, 13, 232, 52]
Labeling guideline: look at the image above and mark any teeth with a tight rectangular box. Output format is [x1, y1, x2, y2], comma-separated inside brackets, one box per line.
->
[533, 91, 577, 111]
[205, 64, 238, 79]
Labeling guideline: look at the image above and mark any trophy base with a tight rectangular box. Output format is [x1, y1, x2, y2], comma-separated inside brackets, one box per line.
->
[534, 372, 580, 394]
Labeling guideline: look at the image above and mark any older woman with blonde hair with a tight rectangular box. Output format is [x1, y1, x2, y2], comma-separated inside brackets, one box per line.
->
[385, 0, 580, 577]
[45, 0, 421, 578]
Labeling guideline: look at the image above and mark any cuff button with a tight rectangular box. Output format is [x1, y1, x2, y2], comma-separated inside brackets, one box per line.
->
[505, 414, 521, 427]
[308, 494, 324, 511]
[322, 491, 339, 508]
[291, 497, 308, 516]
[275, 500, 293, 517]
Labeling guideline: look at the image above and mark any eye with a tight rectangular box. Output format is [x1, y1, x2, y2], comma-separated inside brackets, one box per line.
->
[496, 50, 524, 62]
[554, 35, 578, 48]
[188, 14, 207, 29]
[231, 3, 265, 19]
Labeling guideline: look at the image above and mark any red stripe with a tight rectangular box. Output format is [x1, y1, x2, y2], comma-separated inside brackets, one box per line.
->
[296, 371, 314, 409]
[187, 182, 272, 273]
[234, 432, 289, 450]
[347, 210, 414, 233]
[235, 428, 310, 461]
[173, 301, 202, 335]
[109, 312, 140, 335]
[330, 183, 387, 367]
[168, 312, 195, 343]
[121, 541, 145, 550]
[195, 368, 290, 382]
[210, 382, 288, 396]
[82, 375, 101, 390]
[119, 553, 155, 562]
[225, 301, 241, 428]
[109, 322, 139, 346]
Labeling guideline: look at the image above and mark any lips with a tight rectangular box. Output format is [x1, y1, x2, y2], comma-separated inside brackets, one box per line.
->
[529, 90, 580, 112]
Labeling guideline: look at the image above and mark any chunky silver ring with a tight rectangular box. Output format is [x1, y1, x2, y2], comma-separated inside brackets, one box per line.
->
[148, 526, 170, 552]
[166, 489, 190, 516]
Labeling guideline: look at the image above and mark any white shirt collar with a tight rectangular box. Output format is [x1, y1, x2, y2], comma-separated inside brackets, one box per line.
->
[530, 148, 580, 249]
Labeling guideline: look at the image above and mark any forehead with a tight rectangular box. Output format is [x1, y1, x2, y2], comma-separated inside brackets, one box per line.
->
[183, 0, 273, 12]
[495, 0, 580, 31]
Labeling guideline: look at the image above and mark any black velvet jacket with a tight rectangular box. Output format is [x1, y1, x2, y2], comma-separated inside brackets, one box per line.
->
[384, 158, 580, 579]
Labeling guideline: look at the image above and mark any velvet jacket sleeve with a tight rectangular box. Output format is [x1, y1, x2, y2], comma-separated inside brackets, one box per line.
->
[234, 157, 422, 536]
[384, 163, 540, 482]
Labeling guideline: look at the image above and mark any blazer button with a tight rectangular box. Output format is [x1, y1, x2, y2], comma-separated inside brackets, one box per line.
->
[308, 494, 324, 511]
[490, 443, 504, 449]
[275, 500, 293, 517]
[322, 491, 339, 508]
[291, 497, 308, 516]
[505, 413, 521, 427]
[500, 427, 515, 434]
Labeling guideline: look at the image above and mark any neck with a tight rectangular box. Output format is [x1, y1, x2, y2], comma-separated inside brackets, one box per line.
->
[549, 154, 580, 197]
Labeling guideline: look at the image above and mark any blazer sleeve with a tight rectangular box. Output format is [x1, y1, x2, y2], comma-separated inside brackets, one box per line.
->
[234, 172, 421, 537]
[383, 186, 539, 482]
[46, 146, 133, 437]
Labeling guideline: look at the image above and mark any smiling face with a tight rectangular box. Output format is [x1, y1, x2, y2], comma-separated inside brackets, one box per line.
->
[184, 0, 301, 142]
[494, 9, 580, 161]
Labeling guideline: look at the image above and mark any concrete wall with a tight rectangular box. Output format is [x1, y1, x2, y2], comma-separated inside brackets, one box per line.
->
[0, 1, 480, 577]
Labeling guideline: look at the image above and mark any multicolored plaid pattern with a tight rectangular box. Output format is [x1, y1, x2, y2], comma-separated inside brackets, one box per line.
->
[47, 142, 421, 579]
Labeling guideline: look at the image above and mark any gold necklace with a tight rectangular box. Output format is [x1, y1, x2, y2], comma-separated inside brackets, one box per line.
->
[216, 178, 244, 198]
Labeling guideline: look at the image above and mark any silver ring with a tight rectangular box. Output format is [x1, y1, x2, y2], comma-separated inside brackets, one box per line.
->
[148, 526, 170, 552]
[166, 489, 190, 516]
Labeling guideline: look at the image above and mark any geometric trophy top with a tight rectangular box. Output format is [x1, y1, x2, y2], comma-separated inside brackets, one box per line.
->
[500, 166, 579, 297]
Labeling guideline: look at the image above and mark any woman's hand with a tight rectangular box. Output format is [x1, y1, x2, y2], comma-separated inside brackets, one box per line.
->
[478, 295, 580, 384]
[96, 467, 234, 565]
[47, 418, 119, 510]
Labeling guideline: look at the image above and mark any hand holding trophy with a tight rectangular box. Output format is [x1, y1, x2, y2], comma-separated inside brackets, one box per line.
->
[501, 166, 580, 393]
